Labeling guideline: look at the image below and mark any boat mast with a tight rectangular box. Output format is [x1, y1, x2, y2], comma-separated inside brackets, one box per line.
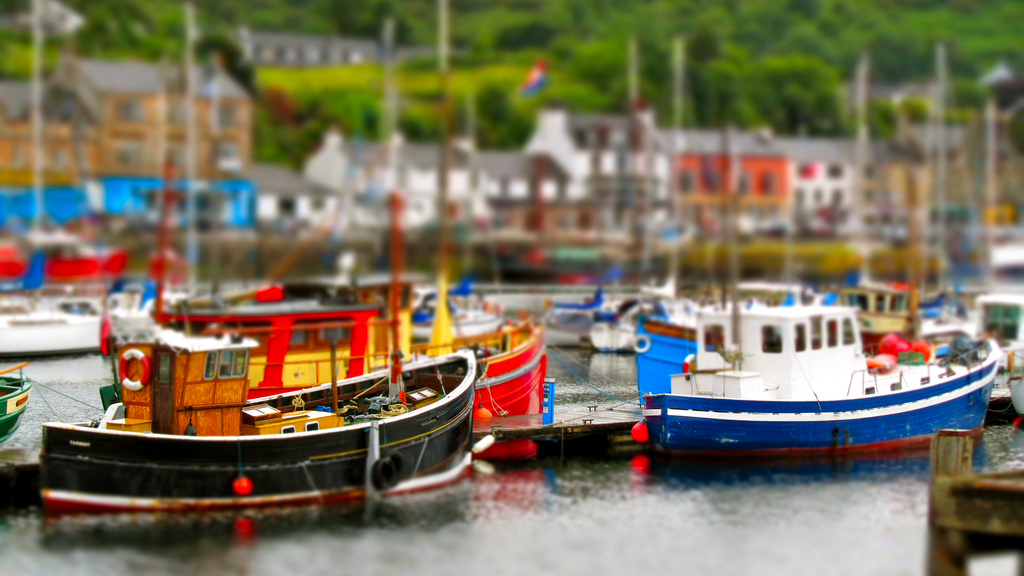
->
[726, 126, 740, 353]
[184, 2, 198, 293]
[30, 0, 45, 230]
[984, 98, 998, 291]
[463, 91, 478, 273]
[934, 43, 949, 291]
[154, 159, 176, 324]
[853, 53, 870, 282]
[669, 36, 685, 288]
[428, 0, 454, 355]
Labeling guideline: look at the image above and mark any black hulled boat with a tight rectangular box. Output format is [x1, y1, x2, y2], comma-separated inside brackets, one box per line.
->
[41, 331, 477, 514]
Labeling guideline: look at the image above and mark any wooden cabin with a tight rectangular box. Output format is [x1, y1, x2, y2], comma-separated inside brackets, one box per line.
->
[112, 332, 259, 436]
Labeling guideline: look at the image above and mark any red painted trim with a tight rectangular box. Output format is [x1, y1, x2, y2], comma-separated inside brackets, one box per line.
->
[347, 322, 369, 378]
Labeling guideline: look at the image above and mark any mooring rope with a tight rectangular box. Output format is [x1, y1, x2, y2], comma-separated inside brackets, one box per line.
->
[34, 388, 63, 422]
[548, 346, 630, 403]
[31, 381, 102, 412]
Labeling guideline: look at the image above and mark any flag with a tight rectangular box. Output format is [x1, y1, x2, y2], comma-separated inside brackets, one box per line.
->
[521, 60, 549, 97]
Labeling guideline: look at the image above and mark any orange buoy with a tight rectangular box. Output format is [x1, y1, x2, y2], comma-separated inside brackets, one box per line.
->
[867, 354, 898, 374]
[474, 404, 493, 419]
[631, 421, 649, 443]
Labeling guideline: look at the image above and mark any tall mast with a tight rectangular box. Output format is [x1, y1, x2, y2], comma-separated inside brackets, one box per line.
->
[428, 0, 454, 355]
[463, 91, 478, 273]
[184, 2, 198, 292]
[984, 99, 998, 291]
[726, 126, 740, 348]
[934, 42, 949, 291]
[30, 0, 45, 230]
[669, 36, 686, 285]
[853, 53, 870, 280]
[383, 16, 397, 182]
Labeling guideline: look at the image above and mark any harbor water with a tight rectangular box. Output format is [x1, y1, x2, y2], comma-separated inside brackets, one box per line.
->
[3, 349, 1022, 576]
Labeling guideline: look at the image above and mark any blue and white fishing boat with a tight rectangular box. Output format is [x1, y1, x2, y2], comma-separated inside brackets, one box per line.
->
[638, 303, 1000, 456]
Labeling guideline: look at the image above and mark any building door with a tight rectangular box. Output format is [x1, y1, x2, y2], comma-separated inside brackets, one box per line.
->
[152, 350, 175, 434]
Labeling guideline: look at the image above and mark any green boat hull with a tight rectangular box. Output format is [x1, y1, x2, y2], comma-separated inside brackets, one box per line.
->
[0, 377, 32, 444]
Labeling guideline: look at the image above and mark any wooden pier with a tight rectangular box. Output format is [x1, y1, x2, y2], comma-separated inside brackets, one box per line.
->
[473, 405, 643, 458]
[928, 430, 1024, 575]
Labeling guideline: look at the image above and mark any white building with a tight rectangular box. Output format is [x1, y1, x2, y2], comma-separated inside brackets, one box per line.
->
[777, 138, 857, 236]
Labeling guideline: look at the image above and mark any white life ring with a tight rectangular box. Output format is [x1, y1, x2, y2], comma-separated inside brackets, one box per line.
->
[119, 348, 151, 392]
[634, 335, 652, 354]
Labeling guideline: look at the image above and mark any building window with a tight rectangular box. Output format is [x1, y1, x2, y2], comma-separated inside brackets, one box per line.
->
[832, 189, 843, 205]
[204, 352, 217, 379]
[798, 163, 816, 179]
[814, 189, 823, 204]
[795, 323, 807, 352]
[12, 146, 26, 168]
[738, 171, 750, 195]
[679, 170, 695, 193]
[828, 164, 844, 179]
[574, 129, 588, 148]
[168, 103, 187, 125]
[218, 349, 248, 378]
[762, 173, 776, 195]
[53, 148, 68, 170]
[117, 99, 144, 122]
[115, 142, 144, 167]
[311, 198, 326, 212]
[278, 198, 296, 217]
[704, 324, 725, 352]
[305, 46, 320, 64]
[811, 316, 823, 350]
[158, 354, 172, 382]
[795, 188, 805, 207]
[843, 318, 856, 345]
[762, 325, 783, 354]
[218, 104, 238, 129]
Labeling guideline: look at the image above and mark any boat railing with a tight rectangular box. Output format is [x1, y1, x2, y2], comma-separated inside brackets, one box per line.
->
[846, 369, 912, 397]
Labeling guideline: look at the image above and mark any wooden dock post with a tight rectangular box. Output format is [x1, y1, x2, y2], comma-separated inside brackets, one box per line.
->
[928, 430, 975, 576]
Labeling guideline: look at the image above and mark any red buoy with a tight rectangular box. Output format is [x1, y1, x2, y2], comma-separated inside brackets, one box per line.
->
[474, 404, 493, 419]
[631, 453, 652, 475]
[631, 421, 649, 444]
[233, 475, 253, 496]
[234, 516, 257, 541]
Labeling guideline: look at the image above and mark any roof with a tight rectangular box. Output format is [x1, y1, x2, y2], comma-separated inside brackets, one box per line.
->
[77, 59, 250, 99]
[478, 151, 528, 179]
[251, 163, 334, 198]
[977, 294, 1024, 306]
[701, 304, 858, 320]
[775, 137, 856, 164]
[247, 30, 378, 53]
[157, 329, 258, 353]
[661, 129, 789, 157]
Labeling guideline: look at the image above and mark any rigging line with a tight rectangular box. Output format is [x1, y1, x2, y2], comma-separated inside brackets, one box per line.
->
[549, 347, 629, 403]
[30, 381, 102, 412]
[792, 352, 823, 413]
[34, 388, 63, 423]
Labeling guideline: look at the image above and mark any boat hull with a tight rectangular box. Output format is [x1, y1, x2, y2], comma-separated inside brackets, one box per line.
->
[40, 357, 476, 515]
[0, 315, 100, 358]
[475, 335, 546, 418]
[643, 361, 997, 456]
[636, 320, 698, 396]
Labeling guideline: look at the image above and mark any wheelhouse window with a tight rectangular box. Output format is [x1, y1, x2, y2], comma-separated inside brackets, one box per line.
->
[762, 325, 783, 354]
[874, 294, 887, 313]
[827, 319, 838, 347]
[305, 421, 319, 432]
[203, 352, 217, 379]
[794, 323, 807, 352]
[892, 294, 908, 313]
[811, 317, 823, 350]
[704, 324, 725, 352]
[290, 329, 309, 346]
[842, 318, 856, 345]
[844, 293, 868, 311]
[281, 426, 295, 434]
[158, 354, 172, 381]
[218, 349, 248, 378]
[984, 305, 1021, 341]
